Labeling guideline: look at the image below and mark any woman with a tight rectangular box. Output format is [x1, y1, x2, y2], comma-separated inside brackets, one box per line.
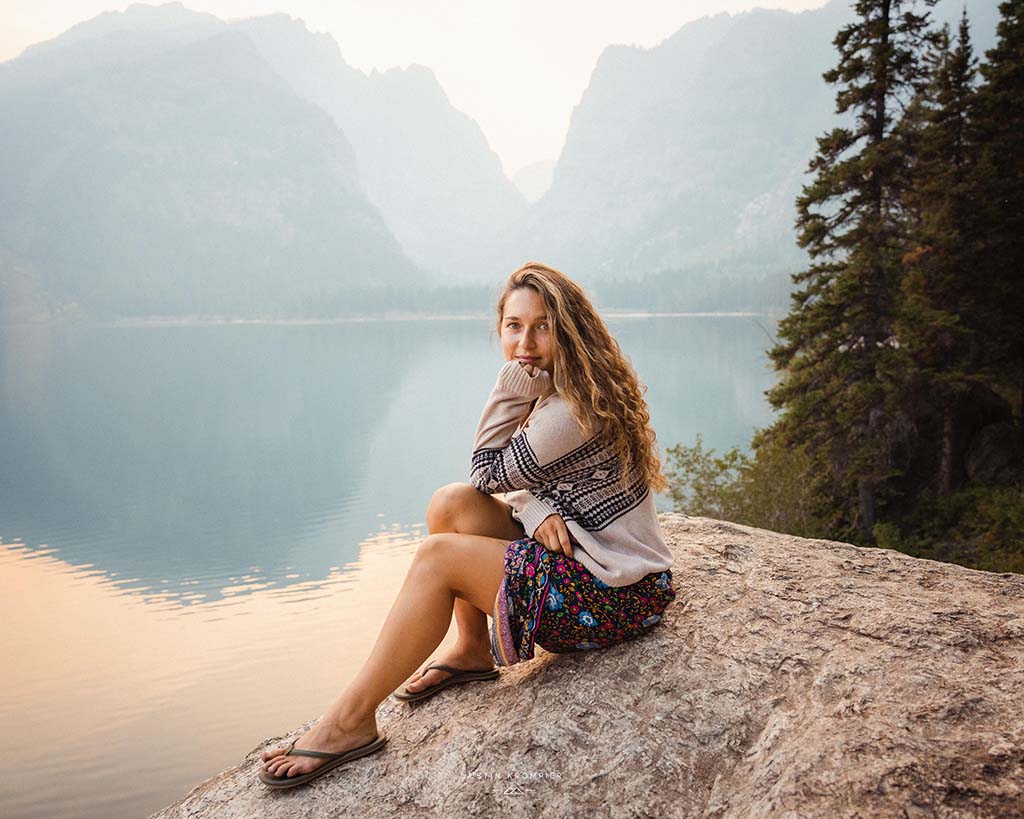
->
[260, 262, 676, 789]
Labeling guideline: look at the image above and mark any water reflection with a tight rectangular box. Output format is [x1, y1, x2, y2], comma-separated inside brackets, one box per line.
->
[0, 523, 430, 819]
[0, 316, 777, 608]
[0, 321, 497, 602]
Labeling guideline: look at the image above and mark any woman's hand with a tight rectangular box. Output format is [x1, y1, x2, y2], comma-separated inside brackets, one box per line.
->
[534, 513, 576, 558]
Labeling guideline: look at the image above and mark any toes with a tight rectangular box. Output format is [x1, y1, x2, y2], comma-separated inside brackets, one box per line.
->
[262, 746, 287, 762]
[275, 758, 312, 779]
[271, 758, 295, 777]
[408, 674, 433, 691]
[404, 668, 429, 691]
[264, 753, 320, 779]
[407, 669, 450, 691]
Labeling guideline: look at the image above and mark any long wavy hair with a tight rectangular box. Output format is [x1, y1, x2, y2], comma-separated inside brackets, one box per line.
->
[494, 262, 667, 493]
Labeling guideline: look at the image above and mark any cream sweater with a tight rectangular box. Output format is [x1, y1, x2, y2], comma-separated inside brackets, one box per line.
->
[470, 359, 674, 587]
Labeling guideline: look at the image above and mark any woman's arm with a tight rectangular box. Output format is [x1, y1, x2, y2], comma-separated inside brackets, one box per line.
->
[472, 359, 553, 455]
[469, 361, 593, 495]
[504, 488, 562, 537]
[505, 488, 578, 556]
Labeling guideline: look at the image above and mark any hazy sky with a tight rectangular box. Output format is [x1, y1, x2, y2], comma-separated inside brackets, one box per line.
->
[4, 0, 830, 175]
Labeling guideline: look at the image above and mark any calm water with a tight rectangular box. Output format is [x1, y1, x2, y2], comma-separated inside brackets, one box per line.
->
[0, 315, 778, 819]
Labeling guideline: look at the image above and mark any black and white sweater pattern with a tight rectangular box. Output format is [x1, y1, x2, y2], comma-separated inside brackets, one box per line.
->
[469, 360, 673, 587]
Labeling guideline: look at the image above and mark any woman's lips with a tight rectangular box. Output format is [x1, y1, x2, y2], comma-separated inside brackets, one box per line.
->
[518, 357, 540, 363]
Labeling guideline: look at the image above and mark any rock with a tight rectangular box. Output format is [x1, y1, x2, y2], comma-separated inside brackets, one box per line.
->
[150, 514, 1024, 818]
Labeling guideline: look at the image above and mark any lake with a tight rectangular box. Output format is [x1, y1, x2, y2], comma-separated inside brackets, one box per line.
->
[0, 315, 779, 819]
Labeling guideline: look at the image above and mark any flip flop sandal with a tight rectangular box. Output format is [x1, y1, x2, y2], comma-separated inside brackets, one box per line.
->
[259, 733, 387, 789]
[392, 663, 500, 702]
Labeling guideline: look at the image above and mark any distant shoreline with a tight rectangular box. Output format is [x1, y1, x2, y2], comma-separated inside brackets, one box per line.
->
[0, 309, 778, 328]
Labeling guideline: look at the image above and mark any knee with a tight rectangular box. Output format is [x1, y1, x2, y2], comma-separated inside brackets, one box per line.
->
[426, 482, 479, 531]
[412, 532, 456, 568]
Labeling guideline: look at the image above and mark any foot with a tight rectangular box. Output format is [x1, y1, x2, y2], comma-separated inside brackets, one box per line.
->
[261, 715, 380, 781]
[400, 644, 495, 695]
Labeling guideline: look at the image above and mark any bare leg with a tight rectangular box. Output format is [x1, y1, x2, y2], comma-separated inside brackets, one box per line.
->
[401, 484, 525, 694]
[262, 530, 511, 780]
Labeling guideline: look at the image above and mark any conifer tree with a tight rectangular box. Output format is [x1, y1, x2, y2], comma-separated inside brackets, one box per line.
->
[766, 0, 940, 537]
[970, 0, 1024, 424]
[894, 9, 982, 496]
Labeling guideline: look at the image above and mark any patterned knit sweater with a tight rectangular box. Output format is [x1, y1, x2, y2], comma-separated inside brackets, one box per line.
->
[470, 359, 674, 587]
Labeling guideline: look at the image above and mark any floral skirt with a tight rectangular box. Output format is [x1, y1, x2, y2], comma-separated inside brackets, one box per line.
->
[489, 537, 676, 667]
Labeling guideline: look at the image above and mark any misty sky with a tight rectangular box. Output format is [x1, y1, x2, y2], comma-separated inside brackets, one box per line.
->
[4, 0, 829, 175]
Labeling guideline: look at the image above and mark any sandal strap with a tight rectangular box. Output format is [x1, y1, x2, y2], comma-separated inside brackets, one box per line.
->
[280, 734, 384, 762]
[425, 663, 494, 675]
[280, 737, 339, 765]
[284, 747, 344, 760]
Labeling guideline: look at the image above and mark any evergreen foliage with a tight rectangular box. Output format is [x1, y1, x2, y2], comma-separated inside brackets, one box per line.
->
[765, 0, 942, 538]
[667, 0, 1024, 573]
[893, 9, 985, 497]
[970, 0, 1024, 421]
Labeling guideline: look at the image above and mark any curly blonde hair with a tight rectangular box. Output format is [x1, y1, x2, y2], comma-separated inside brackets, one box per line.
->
[494, 262, 667, 493]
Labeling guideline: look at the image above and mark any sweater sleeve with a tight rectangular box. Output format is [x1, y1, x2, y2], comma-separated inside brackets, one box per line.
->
[504, 489, 563, 537]
[470, 360, 593, 494]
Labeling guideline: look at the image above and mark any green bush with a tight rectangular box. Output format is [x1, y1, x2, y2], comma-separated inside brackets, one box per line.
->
[893, 485, 1024, 574]
[663, 430, 834, 539]
[665, 434, 1023, 574]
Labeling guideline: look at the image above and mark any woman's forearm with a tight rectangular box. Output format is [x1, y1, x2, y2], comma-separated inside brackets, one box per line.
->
[471, 360, 552, 453]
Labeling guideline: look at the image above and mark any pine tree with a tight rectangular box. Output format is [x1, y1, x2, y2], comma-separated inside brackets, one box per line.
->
[766, 0, 941, 537]
[971, 0, 1024, 424]
[894, 9, 983, 496]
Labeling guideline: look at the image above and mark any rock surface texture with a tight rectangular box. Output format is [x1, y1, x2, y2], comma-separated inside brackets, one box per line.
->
[150, 514, 1024, 818]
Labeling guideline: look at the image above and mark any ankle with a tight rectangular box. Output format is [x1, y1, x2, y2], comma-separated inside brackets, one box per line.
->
[453, 637, 494, 661]
[324, 702, 378, 734]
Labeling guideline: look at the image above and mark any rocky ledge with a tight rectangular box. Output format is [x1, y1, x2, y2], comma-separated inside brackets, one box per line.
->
[151, 514, 1024, 818]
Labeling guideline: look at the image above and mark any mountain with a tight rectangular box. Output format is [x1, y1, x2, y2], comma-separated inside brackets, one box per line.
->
[510, 1, 851, 287]
[512, 159, 556, 203]
[18, 1, 221, 57]
[231, 14, 528, 283]
[0, 0, 1004, 319]
[511, 0, 1001, 296]
[0, 5, 419, 319]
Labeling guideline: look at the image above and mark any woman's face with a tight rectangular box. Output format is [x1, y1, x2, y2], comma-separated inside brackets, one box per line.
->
[500, 287, 554, 375]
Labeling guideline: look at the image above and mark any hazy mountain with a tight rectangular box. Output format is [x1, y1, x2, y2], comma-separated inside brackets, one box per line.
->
[0, 9, 418, 320]
[509, 1, 850, 287]
[512, 0, 1001, 296]
[231, 14, 528, 283]
[0, 0, 1004, 319]
[17, 1, 221, 57]
[0, 3, 223, 97]
[512, 160, 556, 203]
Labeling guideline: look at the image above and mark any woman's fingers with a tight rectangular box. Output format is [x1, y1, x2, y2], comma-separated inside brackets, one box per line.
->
[554, 519, 573, 558]
[536, 517, 572, 557]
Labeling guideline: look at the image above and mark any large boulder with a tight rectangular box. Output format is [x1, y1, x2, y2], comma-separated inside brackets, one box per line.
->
[150, 514, 1024, 818]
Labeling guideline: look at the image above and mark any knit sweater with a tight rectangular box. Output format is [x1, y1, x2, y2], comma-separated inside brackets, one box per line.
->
[470, 359, 674, 587]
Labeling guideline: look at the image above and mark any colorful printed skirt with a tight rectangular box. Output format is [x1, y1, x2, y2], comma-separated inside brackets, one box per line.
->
[489, 536, 676, 667]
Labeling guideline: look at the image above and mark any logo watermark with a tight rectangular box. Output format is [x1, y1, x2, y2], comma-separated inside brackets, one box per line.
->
[466, 769, 563, 794]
